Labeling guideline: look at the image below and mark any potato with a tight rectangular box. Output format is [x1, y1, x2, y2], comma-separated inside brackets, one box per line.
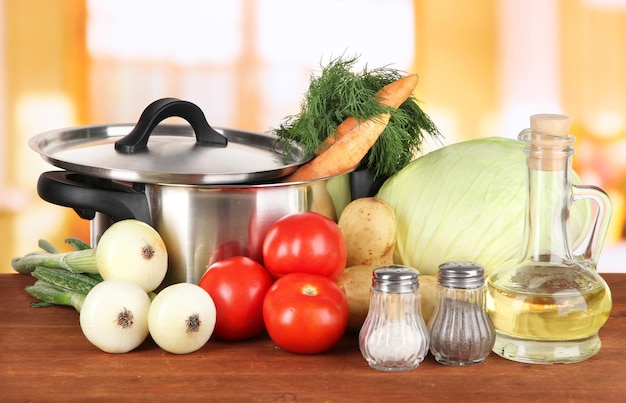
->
[337, 265, 374, 332]
[338, 197, 396, 268]
[338, 266, 439, 332]
[419, 274, 438, 325]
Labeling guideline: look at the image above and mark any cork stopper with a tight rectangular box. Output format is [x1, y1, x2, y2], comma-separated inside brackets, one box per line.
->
[530, 114, 570, 137]
[526, 114, 574, 171]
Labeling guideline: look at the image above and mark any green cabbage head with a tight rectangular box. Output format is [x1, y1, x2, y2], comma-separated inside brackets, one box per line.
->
[376, 137, 590, 276]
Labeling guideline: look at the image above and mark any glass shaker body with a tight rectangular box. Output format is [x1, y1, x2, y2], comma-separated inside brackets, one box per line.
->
[428, 261, 495, 366]
[486, 114, 613, 364]
[359, 265, 429, 372]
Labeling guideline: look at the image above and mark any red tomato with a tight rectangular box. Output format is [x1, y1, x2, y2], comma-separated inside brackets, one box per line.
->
[263, 272, 349, 354]
[262, 212, 347, 281]
[199, 256, 273, 341]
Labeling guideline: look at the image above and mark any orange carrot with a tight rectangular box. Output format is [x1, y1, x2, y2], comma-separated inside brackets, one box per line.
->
[285, 113, 391, 182]
[314, 73, 419, 155]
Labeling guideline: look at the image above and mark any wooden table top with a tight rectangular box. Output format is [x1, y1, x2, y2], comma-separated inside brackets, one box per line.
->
[1, 272, 624, 402]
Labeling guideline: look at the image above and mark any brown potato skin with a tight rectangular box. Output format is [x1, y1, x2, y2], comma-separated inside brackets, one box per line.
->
[338, 197, 396, 268]
[337, 197, 437, 331]
[419, 274, 438, 325]
[338, 264, 438, 332]
[337, 265, 375, 332]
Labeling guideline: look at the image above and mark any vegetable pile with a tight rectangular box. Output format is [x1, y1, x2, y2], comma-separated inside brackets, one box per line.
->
[201, 211, 353, 354]
[13, 219, 216, 355]
[13, 213, 357, 355]
[13, 55, 598, 365]
[14, 138, 592, 355]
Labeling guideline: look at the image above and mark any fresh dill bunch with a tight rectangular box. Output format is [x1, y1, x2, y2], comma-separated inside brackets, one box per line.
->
[369, 94, 441, 179]
[272, 55, 441, 180]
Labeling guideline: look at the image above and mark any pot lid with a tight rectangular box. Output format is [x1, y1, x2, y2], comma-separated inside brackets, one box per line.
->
[29, 98, 310, 185]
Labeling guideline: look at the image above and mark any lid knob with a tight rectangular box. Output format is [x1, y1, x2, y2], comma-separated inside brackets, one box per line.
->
[115, 98, 228, 154]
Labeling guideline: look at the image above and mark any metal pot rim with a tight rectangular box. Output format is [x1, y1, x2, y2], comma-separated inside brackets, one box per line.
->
[29, 123, 310, 185]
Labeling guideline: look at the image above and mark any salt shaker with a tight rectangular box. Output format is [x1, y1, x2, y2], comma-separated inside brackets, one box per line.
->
[358, 265, 429, 372]
[428, 261, 495, 366]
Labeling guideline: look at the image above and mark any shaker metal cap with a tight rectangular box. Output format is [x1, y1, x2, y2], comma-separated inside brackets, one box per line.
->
[437, 261, 485, 288]
[372, 265, 419, 293]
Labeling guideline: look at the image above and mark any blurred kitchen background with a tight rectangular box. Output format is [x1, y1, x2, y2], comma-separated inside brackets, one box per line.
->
[1, 0, 625, 272]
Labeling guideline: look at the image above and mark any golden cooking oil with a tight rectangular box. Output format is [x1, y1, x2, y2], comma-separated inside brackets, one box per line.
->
[486, 263, 612, 363]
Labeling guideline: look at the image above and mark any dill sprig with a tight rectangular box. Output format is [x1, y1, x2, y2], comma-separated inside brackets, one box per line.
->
[272, 55, 441, 180]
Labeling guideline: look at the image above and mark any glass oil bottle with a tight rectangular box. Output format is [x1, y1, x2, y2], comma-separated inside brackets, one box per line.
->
[486, 114, 613, 364]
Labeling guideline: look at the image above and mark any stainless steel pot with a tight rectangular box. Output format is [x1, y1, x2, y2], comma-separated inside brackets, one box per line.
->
[30, 98, 356, 285]
[37, 170, 351, 285]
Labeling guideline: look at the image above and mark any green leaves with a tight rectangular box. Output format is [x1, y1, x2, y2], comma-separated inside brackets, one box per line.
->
[273, 55, 441, 180]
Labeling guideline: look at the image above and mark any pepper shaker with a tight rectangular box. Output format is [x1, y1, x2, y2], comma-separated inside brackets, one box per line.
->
[428, 261, 495, 366]
[359, 265, 429, 372]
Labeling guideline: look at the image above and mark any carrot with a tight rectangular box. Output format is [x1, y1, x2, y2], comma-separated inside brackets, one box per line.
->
[285, 113, 391, 182]
[314, 73, 419, 155]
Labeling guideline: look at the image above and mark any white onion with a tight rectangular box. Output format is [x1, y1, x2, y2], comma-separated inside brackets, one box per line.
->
[79, 280, 151, 353]
[148, 283, 216, 354]
[96, 219, 168, 292]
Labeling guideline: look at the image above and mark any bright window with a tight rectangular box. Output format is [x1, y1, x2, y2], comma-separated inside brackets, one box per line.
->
[85, 0, 415, 132]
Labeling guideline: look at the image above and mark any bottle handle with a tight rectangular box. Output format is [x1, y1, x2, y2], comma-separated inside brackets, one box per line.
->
[571, 184, 612, 269]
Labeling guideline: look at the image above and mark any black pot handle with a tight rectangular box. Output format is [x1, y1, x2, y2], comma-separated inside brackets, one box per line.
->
[114, 98, 228, 153]
[37, 171, 152, 225]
